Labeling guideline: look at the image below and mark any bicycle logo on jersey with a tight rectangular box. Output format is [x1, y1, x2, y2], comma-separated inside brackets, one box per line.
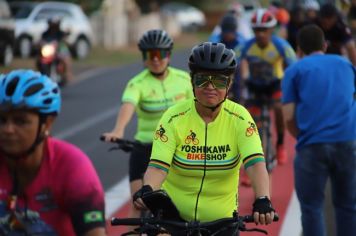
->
[185, 130, 199, 145]
[245, 122, 258, 137]
[154, 124, 168, 142]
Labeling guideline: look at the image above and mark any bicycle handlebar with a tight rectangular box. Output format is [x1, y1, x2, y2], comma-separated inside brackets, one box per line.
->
[111, 214, 278, 226]
[111, 214, 279, 235]
[99, 135, 139, 152]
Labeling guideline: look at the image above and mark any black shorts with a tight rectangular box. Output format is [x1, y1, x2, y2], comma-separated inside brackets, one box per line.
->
[129, 142, 152, 182]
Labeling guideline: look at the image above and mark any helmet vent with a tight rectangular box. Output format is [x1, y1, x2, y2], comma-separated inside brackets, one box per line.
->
[199, 51, 204, 60]
[52, 88, 59, 94]
[6, 76, 20, 96]
[221, 54, 227, 63]
[211, 52, 216, 63]
[43, 98, 52, 105]
[24, 83, 44, 97]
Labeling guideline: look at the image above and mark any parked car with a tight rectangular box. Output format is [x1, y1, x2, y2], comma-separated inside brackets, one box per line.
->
[0, 0, 15, 66]
[160, 2, 206, 31]
[9, 1, 94, 59]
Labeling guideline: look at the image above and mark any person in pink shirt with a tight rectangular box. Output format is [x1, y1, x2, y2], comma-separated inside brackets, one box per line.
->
[0, 69, 106, 236]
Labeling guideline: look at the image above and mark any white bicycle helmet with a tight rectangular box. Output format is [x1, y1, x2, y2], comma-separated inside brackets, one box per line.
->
[303, 0, 320, 11]
[251, 9, 277, 28]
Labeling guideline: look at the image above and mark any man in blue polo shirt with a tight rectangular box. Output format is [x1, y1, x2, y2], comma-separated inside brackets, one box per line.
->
[282, 24, 356, 236]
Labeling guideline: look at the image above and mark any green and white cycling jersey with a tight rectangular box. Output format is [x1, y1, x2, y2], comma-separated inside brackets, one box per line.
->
[149, 99, 265, 222]
[122, 67, 193, 143]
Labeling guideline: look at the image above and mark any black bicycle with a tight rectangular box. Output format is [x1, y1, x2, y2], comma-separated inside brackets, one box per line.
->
[246, 79, 278, 173]
[111, 190, 279, 236]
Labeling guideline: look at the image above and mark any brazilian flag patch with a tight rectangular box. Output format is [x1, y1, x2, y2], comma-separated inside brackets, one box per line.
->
[84, 211, 104, 223]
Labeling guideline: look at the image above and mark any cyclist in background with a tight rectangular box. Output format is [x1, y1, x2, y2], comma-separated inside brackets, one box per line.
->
[316, 3, 356, 65]
[209, 13, 246, 50]
[101, 29, 192, 222]
[210, 3, 254, 41]
[209, 13, 246, 102]
[287, 6, 308, 51]
[40, 16, 73, 84]
[0, 70, 106, 236]
[303, 0, 320, 22]
[236, 9, 297, 168]
[133, 42, 276, 235]
[268, 1, 290, 39]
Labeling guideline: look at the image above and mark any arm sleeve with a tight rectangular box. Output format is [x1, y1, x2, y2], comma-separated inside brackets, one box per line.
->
[282, 41, 297, 67]
[62, 148, 105, 235]
[237, 107, 265, 169]
[149, 110, 177, 172]
[235, 44, 245, 61]
[282, 66, 298, 104]
[122, 80, 140, 105]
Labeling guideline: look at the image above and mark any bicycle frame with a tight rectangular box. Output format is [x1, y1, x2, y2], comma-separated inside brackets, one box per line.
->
[247, 96, 276, 172]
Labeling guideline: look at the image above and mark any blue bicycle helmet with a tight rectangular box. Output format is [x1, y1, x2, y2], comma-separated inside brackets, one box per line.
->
[0, 69, 61, 115]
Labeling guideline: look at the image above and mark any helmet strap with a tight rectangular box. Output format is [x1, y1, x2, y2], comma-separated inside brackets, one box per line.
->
[149, 64, 169, 78]
[193, 87, 229, 112]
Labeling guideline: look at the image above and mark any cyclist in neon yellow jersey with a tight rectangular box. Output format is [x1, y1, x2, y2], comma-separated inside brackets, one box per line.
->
[101, 29, 192, 222]
[133, 42, 276, 234]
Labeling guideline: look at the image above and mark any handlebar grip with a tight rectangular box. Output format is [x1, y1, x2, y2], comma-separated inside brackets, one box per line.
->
[111, 217, 142, 226]
[99, 135, 119, 143]
[243, 213, 279, 223]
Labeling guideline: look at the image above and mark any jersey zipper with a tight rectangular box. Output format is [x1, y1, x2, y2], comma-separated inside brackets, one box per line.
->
[160, 80, 169, 109]
[194, 123, 208, 221]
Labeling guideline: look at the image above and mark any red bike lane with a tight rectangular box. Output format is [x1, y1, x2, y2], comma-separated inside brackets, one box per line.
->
[107, 134, 297, 236]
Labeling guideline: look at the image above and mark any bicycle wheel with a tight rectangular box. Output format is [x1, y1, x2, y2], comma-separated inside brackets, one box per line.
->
[154, 131, 160, 140]
[160, 135, 168, 142]
[192, 138, 199, 145]
[185, 136, 192, 144]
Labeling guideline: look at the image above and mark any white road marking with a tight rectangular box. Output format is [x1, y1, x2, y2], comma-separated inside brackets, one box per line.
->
[105, 176, 131, 219]
[279, 190, 302, 236]
[54, 107, 118, 139]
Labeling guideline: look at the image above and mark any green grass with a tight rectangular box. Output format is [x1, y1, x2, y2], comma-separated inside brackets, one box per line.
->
[74, 46, 141, 67]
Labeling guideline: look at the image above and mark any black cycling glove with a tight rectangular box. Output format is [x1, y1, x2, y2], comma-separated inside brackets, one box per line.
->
[133, 185, 153, 202]
[252, 196, 275, 214]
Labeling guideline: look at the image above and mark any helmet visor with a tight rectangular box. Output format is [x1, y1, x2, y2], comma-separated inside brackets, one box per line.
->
[192, 74, 230, 89]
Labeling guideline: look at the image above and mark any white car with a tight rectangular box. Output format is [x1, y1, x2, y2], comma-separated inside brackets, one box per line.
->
[160, 2, 206, 31]
[10, 1, 94, 59]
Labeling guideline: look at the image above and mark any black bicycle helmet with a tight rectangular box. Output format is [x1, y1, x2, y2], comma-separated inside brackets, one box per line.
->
[189, 42, 237, 76]
[138, 29, 173, 51]
[220, 13, 237, 33]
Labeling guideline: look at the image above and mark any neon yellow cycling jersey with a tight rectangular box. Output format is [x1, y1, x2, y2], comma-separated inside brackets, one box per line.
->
[236, 36, 296, 79]
[122, 67, 193, 143]
[149, 99, 265, 222]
